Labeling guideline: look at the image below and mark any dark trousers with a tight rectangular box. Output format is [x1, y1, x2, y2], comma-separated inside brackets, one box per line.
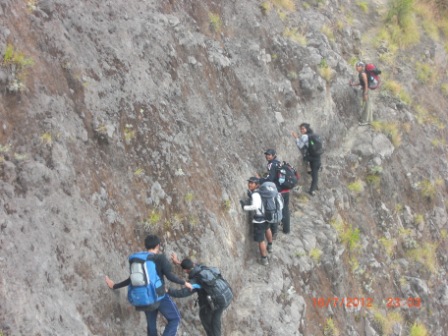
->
[309, 159, 321, 193]
[281, 191, 290, 234]
[199, 303, 228, 336]
[145, 295, 181, 336]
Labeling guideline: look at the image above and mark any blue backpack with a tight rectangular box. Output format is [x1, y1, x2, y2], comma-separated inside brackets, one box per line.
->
[127, 252, 165, 310]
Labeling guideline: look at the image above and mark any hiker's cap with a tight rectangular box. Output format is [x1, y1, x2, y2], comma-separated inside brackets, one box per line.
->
[264, 149, 276, 156]
[247, 177, 260, 184]
[356, 61, 365, 67]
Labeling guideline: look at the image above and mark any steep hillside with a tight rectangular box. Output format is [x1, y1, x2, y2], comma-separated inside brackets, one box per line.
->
[1, 0, 447, 335]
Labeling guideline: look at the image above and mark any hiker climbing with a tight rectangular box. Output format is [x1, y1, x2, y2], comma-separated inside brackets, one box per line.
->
[291, 123, 323, 196]
[258, 149, 293, 235]
[169, 253, 233, 336]
[349, 61, 380, 126]
[240, 176, 273, 266]
[105, 235, 192, 336]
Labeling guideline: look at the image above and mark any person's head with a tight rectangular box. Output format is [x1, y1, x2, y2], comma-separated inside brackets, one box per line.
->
[180, 258, 195, 273]
[264, 148, 276, 161]
[355, 61, 365, 72]
[299, 123, 312, 134]
[144, 235, 161, 251]
[247, 176, 260, 191]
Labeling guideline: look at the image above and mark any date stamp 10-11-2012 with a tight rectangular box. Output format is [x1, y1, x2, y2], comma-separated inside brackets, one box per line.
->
[311, 297, 422, 309]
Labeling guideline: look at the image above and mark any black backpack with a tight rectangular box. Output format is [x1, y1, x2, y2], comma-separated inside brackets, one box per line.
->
[196, 266, 233, 311]
[307, 133, 324, 157]
[277, 161, 299, 189]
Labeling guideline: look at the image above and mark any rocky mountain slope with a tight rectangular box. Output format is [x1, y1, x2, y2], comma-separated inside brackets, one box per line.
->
[1, 0, 447, 335]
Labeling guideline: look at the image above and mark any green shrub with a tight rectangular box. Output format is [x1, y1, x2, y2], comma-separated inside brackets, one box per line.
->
[283, 27, 307, 46]
[184, 192, 194, 203]
[272, 0, 296, 11]
[409, 322, 428, 336]
[341, 225, 360, 251]
[321, 24, 335, 41]
[348, 180, 364, 193]
[379, 237, 396, 257]
[356, 1, 369, 13]
[386, 0, 415, 28]
[418, 178, 443, 199]
[3, 43, 34, 67]
[415, 61, 436, 84]
[309, 248, 323, 262]
[323, 317, 340, 336]
[406, 242, 438, 273]
[209, 13, 222, 32]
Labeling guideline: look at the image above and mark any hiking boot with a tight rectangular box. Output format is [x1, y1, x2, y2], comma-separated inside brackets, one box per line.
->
[267, 244, 273, 253]
[308, 190, 316, 196]
[259, 257, 269, 266]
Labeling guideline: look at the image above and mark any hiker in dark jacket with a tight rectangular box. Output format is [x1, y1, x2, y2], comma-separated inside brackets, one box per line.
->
[292, 123, 321, 196]
[105, 235, 192, 336]
[258, 149, 291, 235]
[169, 254, 233, 336]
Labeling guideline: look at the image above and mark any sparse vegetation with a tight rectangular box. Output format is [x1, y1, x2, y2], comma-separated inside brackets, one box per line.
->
[123, 124, 135, 142]
[348, 180, 364, 193]
[134, 168, 145, 177]
[409, 322, 428, 336]
[318, 58, 334, 82]
[330, 217, 361, 252]
[323, 317, 340, 336]
[415, 61, 437, 84]
[40, 132, 53, 146]
[2, 43, 35, 91]
[309, 247, 323, 262]
[321, 24, 335, 41]
[418, 178, 443, 200]
[222, 199, 231, 211]
[372, 309, 403, 335]
[414, 213, 424, 225]
[142, 209, 162, 229]
[382, 79, 412, 104]
[379, 237, 396, 257]
[272, 0, 296, 11]
[184, 192, 194, 203]
[356, 1, 369, 13]
[371, 121, 402, 147]
[406, 242, 438, 273]
[283, 27, 307, 46]
[27, 0, 38, 12]
[209, 13, 223, 32]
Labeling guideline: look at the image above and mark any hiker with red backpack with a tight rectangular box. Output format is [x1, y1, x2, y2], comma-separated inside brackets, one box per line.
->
[349, 61, 381, 126]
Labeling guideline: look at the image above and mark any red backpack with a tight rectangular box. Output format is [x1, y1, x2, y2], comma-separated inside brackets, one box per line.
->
[365, 63, 381, 90]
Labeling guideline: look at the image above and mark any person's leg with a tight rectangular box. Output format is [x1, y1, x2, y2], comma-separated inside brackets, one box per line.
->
[199, 305, 213, 336]
[366, 94, 373, 122]
[309, 159, 321, 194]
[145, 309, 159, 336]
[265, 227, 273, 253]
[269, 222, 278, 239]
[157, 295, 181, 336]
[281, 192, 290, 233]
[209, 306, 225, 336]
[360, 95, 371, 123]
